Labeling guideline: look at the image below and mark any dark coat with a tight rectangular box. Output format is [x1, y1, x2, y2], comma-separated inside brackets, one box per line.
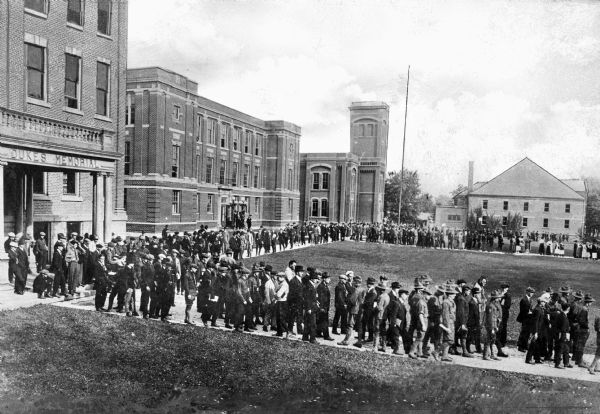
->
[455, 293, 469, 326]
[317, 282, 331, 313]
[334, 282, 347, 309]
[516, 296, 532, 324]
[303, 282, 319, 313]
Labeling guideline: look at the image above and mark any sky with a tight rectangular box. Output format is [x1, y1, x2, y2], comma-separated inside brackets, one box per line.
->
[128, 0, 600, 198]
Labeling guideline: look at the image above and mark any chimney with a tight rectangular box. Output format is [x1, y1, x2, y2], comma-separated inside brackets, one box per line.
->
[468, 161, 474, 193]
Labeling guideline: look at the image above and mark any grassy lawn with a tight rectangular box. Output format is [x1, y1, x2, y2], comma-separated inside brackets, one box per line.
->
[0, 305, 599, 413]
[2, 242, 600, 413]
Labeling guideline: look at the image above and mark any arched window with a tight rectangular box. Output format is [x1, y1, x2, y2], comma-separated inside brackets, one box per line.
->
[311, 199, 319, 217]
[321, 199, 329, 218]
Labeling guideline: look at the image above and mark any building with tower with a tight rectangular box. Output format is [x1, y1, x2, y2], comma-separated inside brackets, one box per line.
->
[123, 67, 301, 233]
[299, 101, 389, 223]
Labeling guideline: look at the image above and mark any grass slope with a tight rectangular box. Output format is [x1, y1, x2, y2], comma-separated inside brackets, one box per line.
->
[0, 305, 599, 414]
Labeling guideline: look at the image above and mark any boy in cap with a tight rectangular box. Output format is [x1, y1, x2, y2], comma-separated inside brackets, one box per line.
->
[332, 272, 350, 335]
[33, 269, 53, 298]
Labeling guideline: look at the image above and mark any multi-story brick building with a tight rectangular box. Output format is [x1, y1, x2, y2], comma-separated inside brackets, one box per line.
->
[435, 158, 587, 236]
[124, 67, 301, 233]
[0, 0, 128, 246]
[299, 102, 389, 223]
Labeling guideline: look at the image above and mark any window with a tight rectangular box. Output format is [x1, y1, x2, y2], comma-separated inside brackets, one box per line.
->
[126, 94, 135, 125]
[67, 0, 83, 26]
[255, 198, 261, 216]
[207, 194, 213, 213]
[172, 105, 182, 122]
[544, 203, 549, 212]
[311, 199, 319, 217]
[254, 166, 260, 188]
[205, 157, 213, 184]
[322, 172, 330, 190]
[171, 145, 180, 178]
[368, 124, 375, 136]
[288, 168, 293, 190]
[124, 142, 131, 175]
[359, 124, 365, 136]
[124, 188, 127, 210]
[565, 204, 571, 213]
[481, 216, 487, 225]
[32, 171, 46, 195]
[482, 200, 488, 209]
[220, 124, 228, 148]
[243, 164, 249, 187]
[564, 220, 570, 229]
[522, 217, 528, 227]
[64, 54, 81, 109]
[289, 198, 293, 215]
[219, 160, 226, 185]
[523, 202, 529, 212]
[25, 0, 47, 14]
[233, 128, 241, 151]
[231, 162, 238, 186]
[244, 131, 251, 153]
[172, 191, 181, 215]
[96, 61, 110, 116]
[321, 199, 329, 217]
[207, 119, 216, 144]
[255, 134, 261, 156]
[447, 215, 461, 221]
[97, 0, 112, 35]
[196, 115, 203, 142]
[312, 173, 320, 190]
[502, 216, 507, 226]
[543, 218, 548, 228]
[63, 172, 77, 195]
[26, 43, 46, 100]
[195, 155, 201, 180]
[503, 201, 508, 211]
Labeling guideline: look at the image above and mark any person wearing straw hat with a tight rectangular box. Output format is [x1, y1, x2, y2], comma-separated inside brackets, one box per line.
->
[483, 289, 503, 361]
[573, 292, 592, 367]
[587, 295, 600, 374]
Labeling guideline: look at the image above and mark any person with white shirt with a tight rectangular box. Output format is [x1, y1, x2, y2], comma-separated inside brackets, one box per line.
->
[285, 260, 296, 281]
[274, 272, 289, 337]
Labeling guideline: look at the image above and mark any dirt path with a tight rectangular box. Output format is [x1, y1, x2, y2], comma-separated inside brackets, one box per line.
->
[53, 293, 600, 385]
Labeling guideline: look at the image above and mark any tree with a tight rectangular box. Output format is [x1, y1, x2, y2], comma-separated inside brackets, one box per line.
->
[384, 169, 423, 224]
[584, 177, 600, 238]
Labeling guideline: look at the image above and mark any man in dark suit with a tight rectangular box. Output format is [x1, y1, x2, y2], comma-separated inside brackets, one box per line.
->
[498, 283, 512, 348]
[33, 232, 49, 273]
[316, 272, 333, 340]
[331, 273, 349, 335]
[14, 242, 31, 295]
[517, 287, 535, 351]
[554, 301, 573, 369]
[287, 266, 304, 336]
[7, 242, 19, 291]
[302, 273, 320, 344]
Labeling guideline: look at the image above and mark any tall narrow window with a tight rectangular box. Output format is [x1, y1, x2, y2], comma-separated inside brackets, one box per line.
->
[564, 220, 570, 229]
[96, 61, 110, 116]
[255, 198, 261, 216]
[196, 155, 201, 180]
[254, 166, 260, 188]
[67, 0, 83, 26]
[233, 128, 241, 151]
[245, 131, 251, 153]
[231, 162, 238, 186]
[288, 168, 293, 190]
[255, 134, 261, 156]
[207, 119, 216, 144]
[32, 171, 46, 195]
[565, 204, 571, 213]
[321, 199, 329, 217]
[288, 198, 293, 215]
[312, 173, 320, 190]
[126, 94, 135, 125]
[219, 160, 226, 184]
[205, 157, 213, 184]
[26, 43, 45, 101]
[544, 203, 550, 212]
[322, 172, 330, 190]
[523, 202, 529, 212]
[207, 194, 213, 213]
[25, 0, 47, 14]
[220, 124, 228, 148]
[97, 0, 112, 35]
[171, 145, 180, 178]
[503, 200, 508, 211]
[243, 164, 249, 187]
[64, 54, 81, 109]
[311, 199, 319, 217]
[543, 218, 548, 228]
[63, 172, 77, 195]
[172, 191, 181, 215]
[124, 142, 131, 175]
[522, 217, 528, 227]
[172, 104, 182, 122]
[482, 200, 488, 209]
[196, 115, 203, 142]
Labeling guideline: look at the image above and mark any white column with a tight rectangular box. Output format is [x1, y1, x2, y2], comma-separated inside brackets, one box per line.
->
[0, 162, 5, 256]
[93, 173, 104, 240]
[25, 173, 34, 239]
[103, 173, 113, 242]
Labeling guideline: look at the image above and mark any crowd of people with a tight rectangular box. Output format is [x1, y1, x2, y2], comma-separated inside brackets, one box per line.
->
[4, 221, 600, 376]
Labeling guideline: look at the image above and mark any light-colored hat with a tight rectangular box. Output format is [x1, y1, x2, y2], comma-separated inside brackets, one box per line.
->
[538, 293, 551, 303]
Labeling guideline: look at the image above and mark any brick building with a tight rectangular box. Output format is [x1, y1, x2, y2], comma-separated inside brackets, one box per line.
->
[434, 158, 587, 236]
[0, 0, 128, 247]
[299, 102, 389, 223]
[124, 67, 301, 233]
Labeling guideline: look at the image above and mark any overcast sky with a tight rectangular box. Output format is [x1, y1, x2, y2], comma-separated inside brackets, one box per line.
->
[129, 0, 600, 197]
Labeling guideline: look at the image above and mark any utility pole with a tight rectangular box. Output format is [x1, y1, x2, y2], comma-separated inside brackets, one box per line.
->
[398, 65, 410, 223]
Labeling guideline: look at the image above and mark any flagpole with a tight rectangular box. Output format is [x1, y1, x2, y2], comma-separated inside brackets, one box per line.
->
[398, 65, 410, 224]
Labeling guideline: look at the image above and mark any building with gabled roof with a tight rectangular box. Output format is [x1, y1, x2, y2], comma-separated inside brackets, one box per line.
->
[435, 158, 586, 236]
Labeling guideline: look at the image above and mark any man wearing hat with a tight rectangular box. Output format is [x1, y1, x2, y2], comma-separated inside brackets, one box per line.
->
[198, 253, 215, 326]
[7, 241, 19, 289]
[287, 265, 305, 336]
[33, 232, 49, 273]
[554, 301, 573, 369]
[525, 293, 550, 364]
[439, 283, 458, 362]
[483, 289, 504, 361]
[302, 272, 320, 344]
[332, 273, 349, 335]
[498, 283, 511, 349]
[274, 272, 289, 337]
[13, 241, 31, 295]
[316, 272, 333, 340]
[339, 275, 364, 347]
[467, 286, 483, 354]
[455, 285, 473, 358]
[262, 265, 277, 332]
[183, 262, 199, 325]
[356, 277, 378, 347]
[374, 278, 391, 352]
[385, 282, 408, 355]
[33, 268, 53, 299]
[517, 287, 536, 352]
[139, 254, 156, 318]
[573, 291, 591, 367]
[93, 254, 110, 311]
[408, 279, 428, 359]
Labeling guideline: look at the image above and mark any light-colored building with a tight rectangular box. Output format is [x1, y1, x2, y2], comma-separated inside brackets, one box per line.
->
[435, 158, 586, 236]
